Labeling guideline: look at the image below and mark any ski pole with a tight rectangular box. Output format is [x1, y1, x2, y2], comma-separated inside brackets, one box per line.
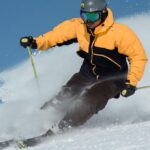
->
[27, 47, 43, 100]
[137, 85, 150, 90]
[27, 46, 38, 80]
[107, 0, 111, 4]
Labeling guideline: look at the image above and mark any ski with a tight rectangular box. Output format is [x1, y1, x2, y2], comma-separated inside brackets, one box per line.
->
[0, 129, 54, 149]
[0, 139, 14, 149]
[40, 97, 57, 110]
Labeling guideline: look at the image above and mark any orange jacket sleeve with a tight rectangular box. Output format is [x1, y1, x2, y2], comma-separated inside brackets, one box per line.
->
[34, 19, 77, 50]
[116, 25, 148, 86]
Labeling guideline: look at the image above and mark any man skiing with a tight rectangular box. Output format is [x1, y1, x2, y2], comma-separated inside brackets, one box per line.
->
[20, 0, 147, 130]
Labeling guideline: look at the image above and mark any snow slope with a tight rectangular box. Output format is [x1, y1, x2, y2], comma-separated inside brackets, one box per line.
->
[0, 12, 150, 150]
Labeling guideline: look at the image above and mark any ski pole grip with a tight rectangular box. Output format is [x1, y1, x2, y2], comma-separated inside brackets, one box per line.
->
[21, 38, 29, 43]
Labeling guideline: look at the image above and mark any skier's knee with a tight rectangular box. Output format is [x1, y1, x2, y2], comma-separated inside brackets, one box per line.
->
[81, 92, 108, 114]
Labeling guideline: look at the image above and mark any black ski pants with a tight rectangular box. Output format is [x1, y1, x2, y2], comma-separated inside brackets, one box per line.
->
[53, 73, 123, 129]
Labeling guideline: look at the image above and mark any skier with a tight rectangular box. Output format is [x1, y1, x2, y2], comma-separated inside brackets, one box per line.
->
[20, 0, 147, 130]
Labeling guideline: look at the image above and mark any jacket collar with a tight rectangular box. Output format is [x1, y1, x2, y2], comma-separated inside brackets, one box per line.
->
[91, 8, 114, 35]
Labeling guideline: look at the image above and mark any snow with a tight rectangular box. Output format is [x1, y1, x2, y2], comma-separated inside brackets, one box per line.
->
[0, 12, 150, 150]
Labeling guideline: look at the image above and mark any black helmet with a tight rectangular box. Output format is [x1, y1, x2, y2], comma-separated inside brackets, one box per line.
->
[80, 0, 107, 12]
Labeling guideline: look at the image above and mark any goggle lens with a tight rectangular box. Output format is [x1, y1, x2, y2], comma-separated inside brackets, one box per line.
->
[81, 12, 100, 22]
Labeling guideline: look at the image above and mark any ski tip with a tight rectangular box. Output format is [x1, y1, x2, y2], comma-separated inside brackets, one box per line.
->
[0, 139, 14, 149]
[0, 99, 4, 104]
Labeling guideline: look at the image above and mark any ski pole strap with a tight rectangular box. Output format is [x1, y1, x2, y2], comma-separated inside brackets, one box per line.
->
[136, 85, 150, 90]
[27, 46, 38, 79]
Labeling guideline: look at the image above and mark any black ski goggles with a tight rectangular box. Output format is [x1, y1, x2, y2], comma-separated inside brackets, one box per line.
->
[80, 11, 102, 23]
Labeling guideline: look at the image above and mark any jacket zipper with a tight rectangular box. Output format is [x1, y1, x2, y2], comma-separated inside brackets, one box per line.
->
[89, 30, 100, 80]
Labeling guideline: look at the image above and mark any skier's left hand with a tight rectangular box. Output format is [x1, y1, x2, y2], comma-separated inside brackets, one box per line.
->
[121, 81, 136, 97]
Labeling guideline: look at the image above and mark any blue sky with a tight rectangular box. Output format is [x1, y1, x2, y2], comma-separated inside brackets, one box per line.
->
[0, 0, 150, 72]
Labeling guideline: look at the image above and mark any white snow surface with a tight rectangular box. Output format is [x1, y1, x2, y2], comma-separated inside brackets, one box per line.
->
[0, 12, 150, 150]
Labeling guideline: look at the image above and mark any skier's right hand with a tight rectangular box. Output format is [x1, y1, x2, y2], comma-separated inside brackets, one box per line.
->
[121, 81, 136, 97]
[20, 36, 37, 49]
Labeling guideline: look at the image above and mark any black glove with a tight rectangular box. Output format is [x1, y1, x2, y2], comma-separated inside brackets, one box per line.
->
[121, 82, 136, 97]
[20, 36, 37, 49]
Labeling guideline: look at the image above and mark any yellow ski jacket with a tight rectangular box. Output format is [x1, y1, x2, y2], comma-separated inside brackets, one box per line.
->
[34, 8, 147, 86]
